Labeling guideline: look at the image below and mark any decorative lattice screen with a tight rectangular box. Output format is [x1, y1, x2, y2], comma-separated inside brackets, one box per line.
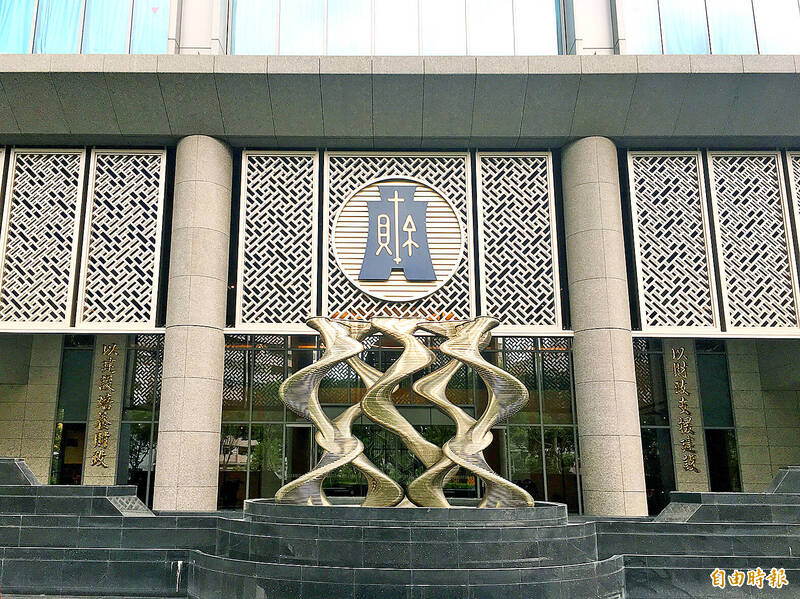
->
[323, 153, 474, 319]
[789, 152, 800, 296]
[628, 152, 718, 332]
[477, 153, 561, 333]
[709, 152, 800, 331]
[0, 150, 85, 327]
[126, 334, 164, 410]
[237, 152, 317, 331]
[77, 150, 166, 328]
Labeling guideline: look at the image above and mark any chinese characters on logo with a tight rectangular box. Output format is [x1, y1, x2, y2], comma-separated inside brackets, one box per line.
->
[91, 343, 118, 468]
[672, 347, 699, 473]
[710, 567, 789, 589]
[358, 184, 436, 282]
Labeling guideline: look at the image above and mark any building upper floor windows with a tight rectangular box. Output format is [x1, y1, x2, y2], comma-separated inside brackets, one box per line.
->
[0, 0, 169, 54]
[619, 0, 800, 54]
[231, 0, 562, 56]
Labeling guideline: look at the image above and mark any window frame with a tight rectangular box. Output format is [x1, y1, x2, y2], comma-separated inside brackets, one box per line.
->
[227, 0, 565, 56]
[16, 0, 163, 55]
[705, 0, 760, 55]
[79, 0, 136, 54]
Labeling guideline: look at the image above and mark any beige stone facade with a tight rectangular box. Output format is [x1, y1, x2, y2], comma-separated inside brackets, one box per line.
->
[0, 334, 61, 483]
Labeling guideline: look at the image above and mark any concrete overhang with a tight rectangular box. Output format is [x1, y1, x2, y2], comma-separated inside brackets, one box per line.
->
[0, 53, 799, 149]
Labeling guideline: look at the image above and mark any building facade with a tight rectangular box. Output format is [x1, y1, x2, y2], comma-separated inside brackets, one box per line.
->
[0, 0, 799, 517]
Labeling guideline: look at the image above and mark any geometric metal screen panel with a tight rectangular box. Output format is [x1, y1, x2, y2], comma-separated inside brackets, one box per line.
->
[125, 334, 164, 410]
[0, 149, 86, 328]
[323, 152, 474, 320]
[708, 152, 800, 332]
[77, 150, 166, 329]
[477, 152, 561, 333]
[236, 151, 317, 332]
[628, 152, 719, 333]
[789, 152, 800, 317]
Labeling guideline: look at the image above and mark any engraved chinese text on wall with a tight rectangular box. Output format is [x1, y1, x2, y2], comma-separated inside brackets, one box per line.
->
[91, 343, 118, 468]
[672, 346, 700, 473]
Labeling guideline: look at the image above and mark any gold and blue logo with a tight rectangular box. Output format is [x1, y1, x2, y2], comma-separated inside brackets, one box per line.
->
[331, 178, 464, 302]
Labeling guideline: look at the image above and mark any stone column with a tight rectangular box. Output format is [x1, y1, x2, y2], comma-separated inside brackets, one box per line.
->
[153, 136, 232, 511]
[561, 136, 647, 516]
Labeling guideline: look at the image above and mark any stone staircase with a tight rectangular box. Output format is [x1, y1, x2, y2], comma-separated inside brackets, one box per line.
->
[0, 460, 794, 598]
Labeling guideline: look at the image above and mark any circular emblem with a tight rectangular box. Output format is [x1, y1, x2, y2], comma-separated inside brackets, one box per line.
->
[331, 178, 464, 302]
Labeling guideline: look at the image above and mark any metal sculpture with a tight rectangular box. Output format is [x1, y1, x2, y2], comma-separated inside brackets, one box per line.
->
[275, 316, 534, 508]
[275, 318, 403, 506]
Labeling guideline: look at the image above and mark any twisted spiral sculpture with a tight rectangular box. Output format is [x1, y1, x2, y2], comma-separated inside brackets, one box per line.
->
[274, 316, 534, 508]
[275, 318, 403, 506]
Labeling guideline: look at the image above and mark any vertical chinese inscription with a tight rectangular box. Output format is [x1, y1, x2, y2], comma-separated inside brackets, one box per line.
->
[672, 346, 700, 473]
[91, 343, 118, 468]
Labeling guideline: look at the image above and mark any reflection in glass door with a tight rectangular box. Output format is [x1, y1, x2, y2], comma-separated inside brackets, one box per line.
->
[247, 423, 283, 500]
[317, 422, 480, 499]
[218, 424, 248, 509]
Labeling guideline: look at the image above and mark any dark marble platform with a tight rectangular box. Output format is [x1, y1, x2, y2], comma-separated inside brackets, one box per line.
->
[0, 461, 796, 598]
[765, 465, 800, 493]
[657, 466, 800, 524]
[0, 458, 39, 486]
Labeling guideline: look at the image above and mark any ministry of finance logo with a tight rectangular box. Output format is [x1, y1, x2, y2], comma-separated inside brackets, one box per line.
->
[331, 178, 465, 302]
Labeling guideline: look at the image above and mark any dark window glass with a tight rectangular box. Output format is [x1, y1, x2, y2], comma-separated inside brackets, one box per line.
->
[504, 349, 540, 424]
[705, 429, 741, 492]
[285, 425, 313, 488]
[695, 339, 725, 353]
[508, 426, 544, 502]
[122, 338, 162, 421]
[222, 347, 250, 422]
[57, 347, 93, 422]
[64, 334, 94, 348]
[696, 352, 734, 428]
[248, 423, 283, 500]
[51, 423, 85, 485]
[116, 422, 154, 503]
[252, 347, 286, 421]
[218, 424, 249, 509]
[543, 427, 579, 512]
[319, 360, 354, 405]
[641, 427, 676, 515]
[635, 345, 669, 426]
[541, 351, 573, 424]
